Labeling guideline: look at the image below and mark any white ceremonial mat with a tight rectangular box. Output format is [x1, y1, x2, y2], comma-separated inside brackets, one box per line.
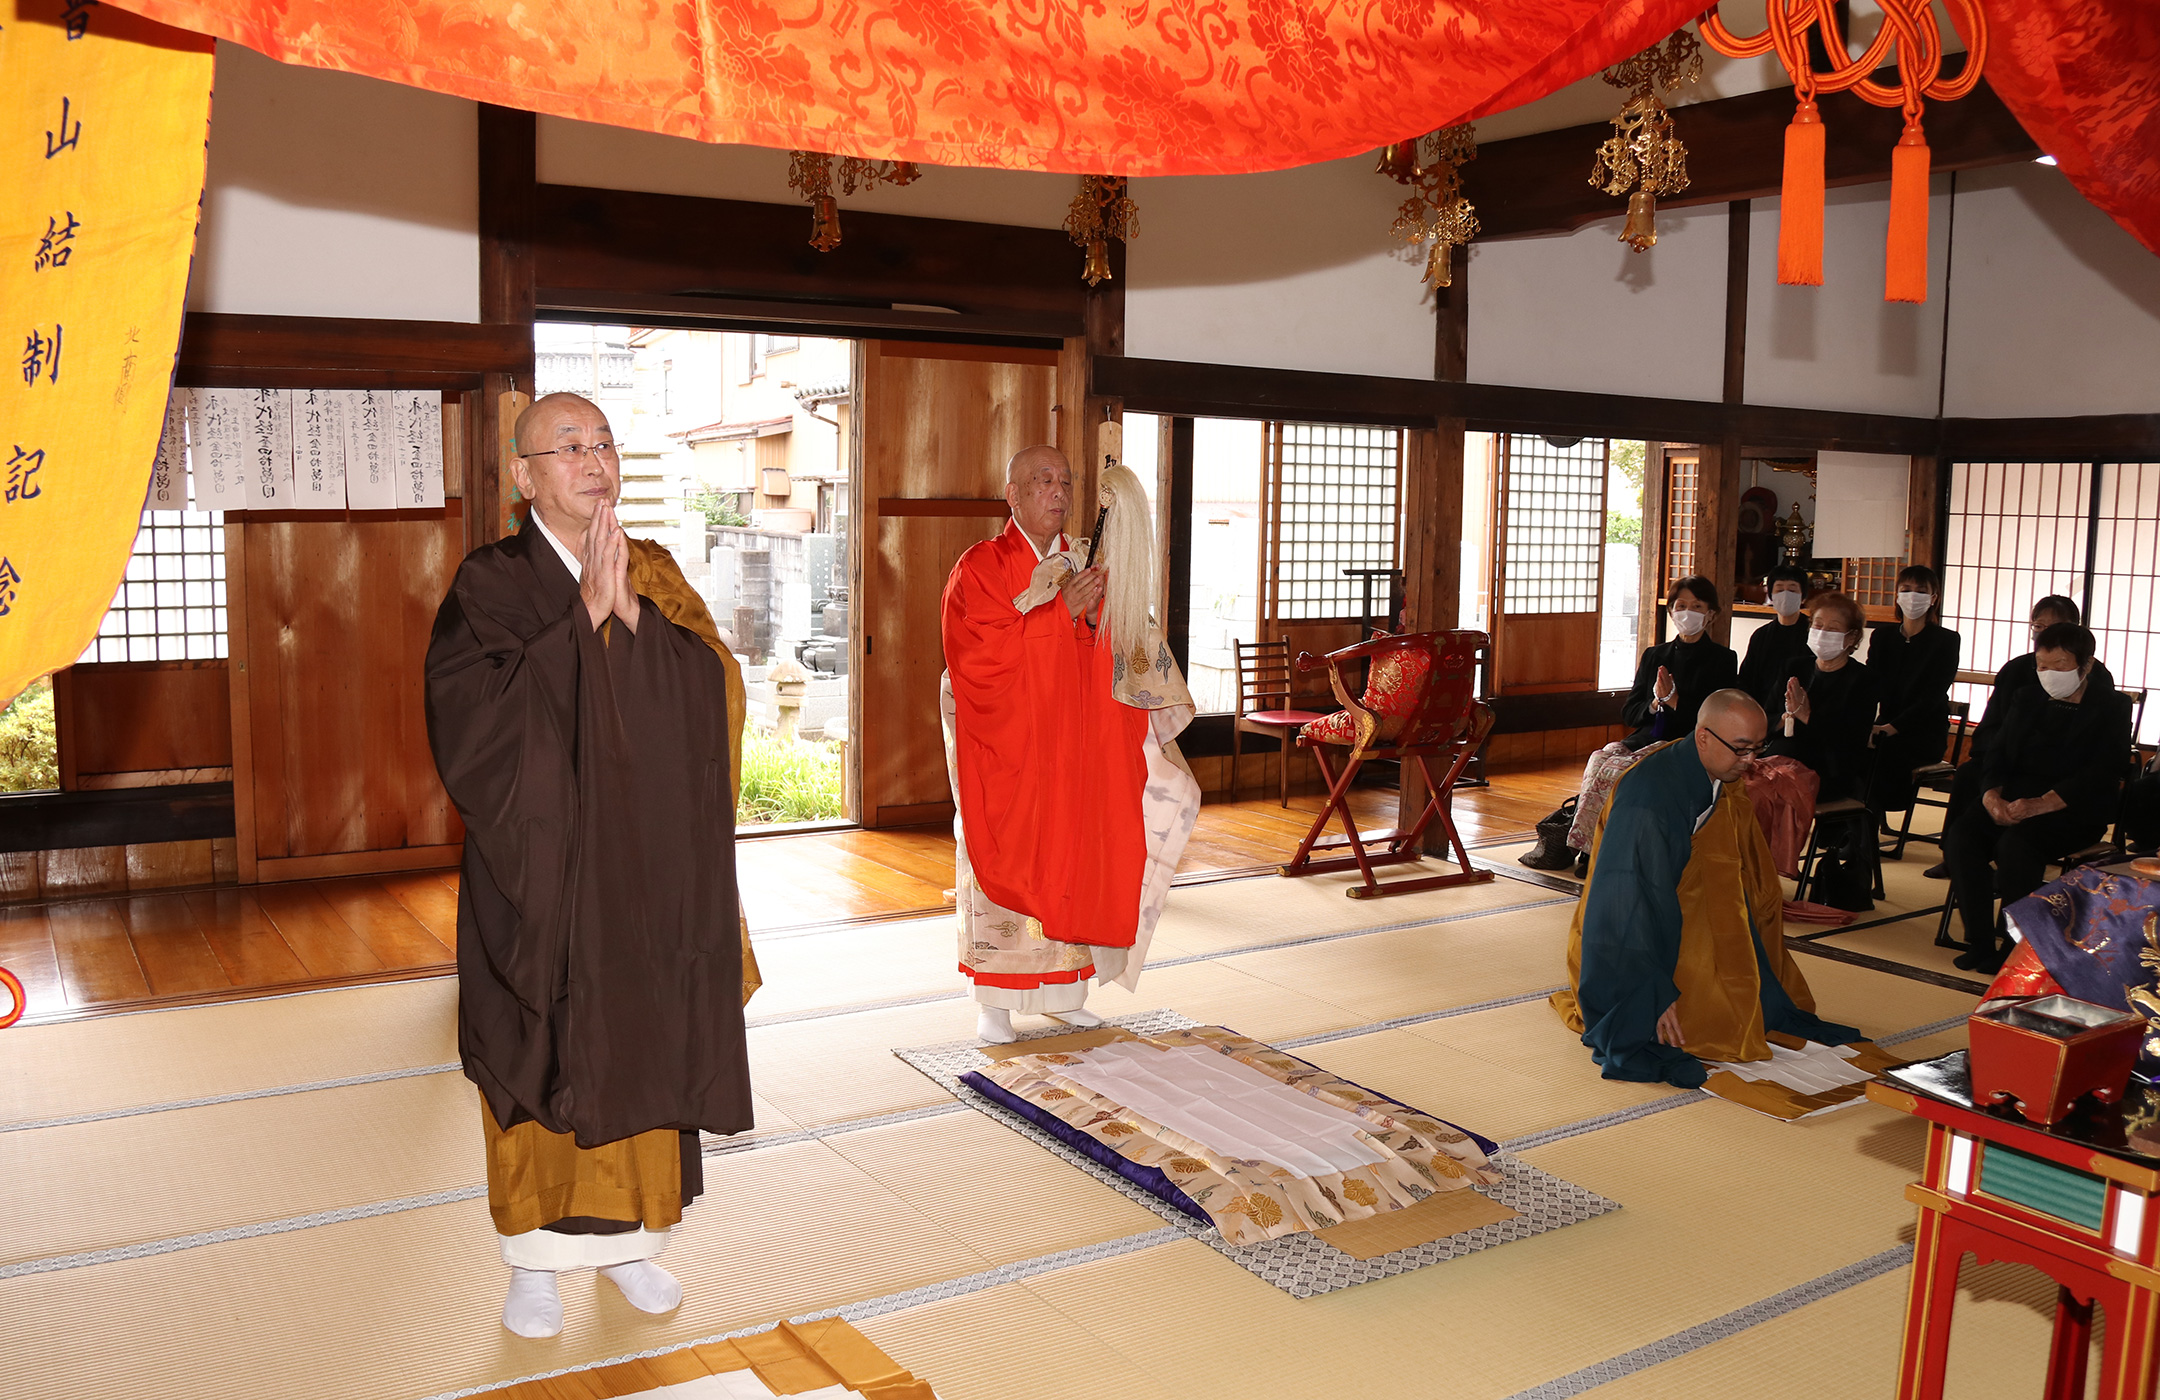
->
[894, 1010, 1620, 1298]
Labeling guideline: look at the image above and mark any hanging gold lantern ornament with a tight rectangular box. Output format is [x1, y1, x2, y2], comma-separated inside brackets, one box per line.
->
[1066, 175, 1138, 286]
[784, 151, 921, 252]
[1379, 124, 1478, 287]
[1698, 0, 1987, 302]
[1589, 30, 1701, 253]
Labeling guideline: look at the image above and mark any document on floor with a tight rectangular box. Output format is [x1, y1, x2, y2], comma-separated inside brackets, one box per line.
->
[1700, 1038, 1907, 1121]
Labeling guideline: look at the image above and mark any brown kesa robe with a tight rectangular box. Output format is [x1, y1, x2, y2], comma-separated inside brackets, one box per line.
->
[426, 520, 755, 1234]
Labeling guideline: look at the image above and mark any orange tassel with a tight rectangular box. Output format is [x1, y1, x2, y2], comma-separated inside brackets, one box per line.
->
[1777, 101, 1825, 286]
[1885, 120, 1932, 303]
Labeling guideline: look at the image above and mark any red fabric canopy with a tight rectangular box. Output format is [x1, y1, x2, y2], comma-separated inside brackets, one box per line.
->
[101, 0, 1704, 175]
[96, 0, 2160, 256]
[1981, 0, 2160, 258]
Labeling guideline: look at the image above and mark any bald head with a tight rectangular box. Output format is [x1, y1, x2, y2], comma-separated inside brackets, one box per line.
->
[509, 392, 619, 539]
[1693, 688, 1767, 782]
[1005, 445, 1073, 552]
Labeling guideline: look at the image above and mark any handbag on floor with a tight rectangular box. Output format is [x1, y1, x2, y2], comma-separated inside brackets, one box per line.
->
[1810, 847, 1876, 913]
[1519, 797, 1579, 871]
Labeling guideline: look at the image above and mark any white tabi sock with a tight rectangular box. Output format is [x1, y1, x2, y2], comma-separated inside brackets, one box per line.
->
[502, 1268, 563, 1338]
[600, 1259, 683, 1314]
[976, 1006, 1018, 1044]
[1059, 1005, 1104, 1027]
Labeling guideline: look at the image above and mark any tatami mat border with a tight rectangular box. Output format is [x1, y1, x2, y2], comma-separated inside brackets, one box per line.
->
[1497, 1246, 1915, 1399]
[741, 892, 1575, 1030]
[1787, 937, 1991, 994]
[0, 890, 1567, 1135]
[410, 1228, 1193, 1400]
[0, 1061, 464, 1135]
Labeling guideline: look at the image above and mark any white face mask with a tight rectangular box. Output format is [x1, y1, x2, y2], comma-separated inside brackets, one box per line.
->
[1770, 589, 1804, 617]
[1671, 609, 1707, 639]
[1896, 591, 1932, 620]
[2038, 665, 2084, 700]
[1808, 628, 1847, 662]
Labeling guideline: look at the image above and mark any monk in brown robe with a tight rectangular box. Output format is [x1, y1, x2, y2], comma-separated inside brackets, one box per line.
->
[425, 392, 757, 1338]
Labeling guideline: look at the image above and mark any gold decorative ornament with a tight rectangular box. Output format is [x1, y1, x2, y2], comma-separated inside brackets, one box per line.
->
[1589, 30, 1702, 252]
[1379, 124, 1478, 286]
[785, 151, 921, 252]
[1065, 175, 1138, 286]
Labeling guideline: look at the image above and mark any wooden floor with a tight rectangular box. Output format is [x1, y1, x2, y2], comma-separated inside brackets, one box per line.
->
[0, 760, 1580, 1024]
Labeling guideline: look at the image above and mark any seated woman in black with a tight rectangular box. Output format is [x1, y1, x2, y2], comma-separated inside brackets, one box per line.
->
[1549, 577, 1737, 874]
[1617, 576, 1738, 749]
[1943, 623, 2131, 972]
[1865, 565, 1961, 815]
[1739, 564, 1814, 713]
[1924, 595, 2102, 876]
[1746, 592, 1880, 889]
[1765, 592, 1881, 802]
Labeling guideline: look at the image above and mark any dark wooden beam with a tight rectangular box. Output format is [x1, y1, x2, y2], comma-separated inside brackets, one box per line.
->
[1467, 75, 2039, 241]
[0, 784, 234, 854]
[534, 184, 1087, 341]
[176, 313, 531, 384]
[1940, 414, 2160, 459]
[1094, 355, 1942, 453]
[1723, 201, 1749, 405]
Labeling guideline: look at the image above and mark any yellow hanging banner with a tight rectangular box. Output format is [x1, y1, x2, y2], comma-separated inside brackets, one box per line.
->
[0, 0, 213, 701]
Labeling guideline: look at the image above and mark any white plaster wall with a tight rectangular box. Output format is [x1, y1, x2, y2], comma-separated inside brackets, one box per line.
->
[1123, 156, 1436, 380]
[1941, 162, 2160, 418]
[1465, 206, 1727, 401]
[188, 43, 478, 321]
[1743, 180, 1951, 416]
[536, 116, 1075, 229]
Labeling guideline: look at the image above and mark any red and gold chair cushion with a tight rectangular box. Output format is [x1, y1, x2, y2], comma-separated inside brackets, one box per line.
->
[1300, 638, 1432, 745]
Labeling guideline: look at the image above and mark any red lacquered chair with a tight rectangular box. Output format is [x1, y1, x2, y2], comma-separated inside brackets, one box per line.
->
[1278, 630, 1496, 900]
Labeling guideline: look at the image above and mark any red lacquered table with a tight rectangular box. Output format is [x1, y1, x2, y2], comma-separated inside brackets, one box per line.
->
[1871, 1055, 2160, 1399]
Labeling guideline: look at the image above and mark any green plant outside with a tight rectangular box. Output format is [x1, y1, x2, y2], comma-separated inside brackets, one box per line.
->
[690, 488, 750, 530]
[737, 727, 844, 825]
[0, 680, 59, 794]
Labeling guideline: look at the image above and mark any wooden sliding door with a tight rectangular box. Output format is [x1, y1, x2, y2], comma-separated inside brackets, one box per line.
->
[1491, 435, 1607, 695]
[852, 340, 1058, 829]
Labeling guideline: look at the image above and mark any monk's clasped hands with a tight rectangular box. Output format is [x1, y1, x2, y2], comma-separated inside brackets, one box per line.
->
[578, 501, 640, 634]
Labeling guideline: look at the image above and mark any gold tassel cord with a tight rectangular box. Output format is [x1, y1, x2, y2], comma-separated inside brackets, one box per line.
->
[1065, 175, 1138, 287]
[1589, 30, 1701, 252]
[1379, 124, 1478, 287]
[786, 151, 921, 253]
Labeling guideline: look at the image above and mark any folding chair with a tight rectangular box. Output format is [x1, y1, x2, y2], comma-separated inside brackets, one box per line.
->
[1886, 698, 1972, 861]
[1278, 630, 1495, 900]
[1796, 795, 1888, 906]
[1231, 637, 1333, 807]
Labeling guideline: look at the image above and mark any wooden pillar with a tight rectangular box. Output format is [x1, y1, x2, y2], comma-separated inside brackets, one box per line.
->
[1163, 415, 1194, 674]
[1404, 243, 1470, 847]
[477, 104, 537, 548]
[1698, 434, 1744, 645]
[1908, 454, 1942, 571]
[1723, 201, 1750, 407]
[1058, 241, 1125, 538]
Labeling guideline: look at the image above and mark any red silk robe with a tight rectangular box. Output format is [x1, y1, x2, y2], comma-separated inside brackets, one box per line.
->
[943, 522, 1150, 964]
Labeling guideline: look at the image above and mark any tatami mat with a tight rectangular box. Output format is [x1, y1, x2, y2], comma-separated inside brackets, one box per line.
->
[0, 977, 459, 1127]
[0, 850, 2027, 1400]
[0, 1140, 999, 1400]
[1577, 1259, 2097, 1400]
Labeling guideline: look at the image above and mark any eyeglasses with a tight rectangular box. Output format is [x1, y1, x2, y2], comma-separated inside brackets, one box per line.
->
[1704, 727, 1767, 759]
[523, 441, 619, 463]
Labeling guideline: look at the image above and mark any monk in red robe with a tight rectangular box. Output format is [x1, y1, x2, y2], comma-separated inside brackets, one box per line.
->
[942, 444, 1199, 1044]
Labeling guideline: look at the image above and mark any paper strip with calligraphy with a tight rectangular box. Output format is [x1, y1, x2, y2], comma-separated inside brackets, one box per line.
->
[0, 0, 213, 702]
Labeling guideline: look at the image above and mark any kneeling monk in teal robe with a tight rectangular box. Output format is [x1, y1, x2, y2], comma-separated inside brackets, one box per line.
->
[1552, 689, 1858, 1087]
